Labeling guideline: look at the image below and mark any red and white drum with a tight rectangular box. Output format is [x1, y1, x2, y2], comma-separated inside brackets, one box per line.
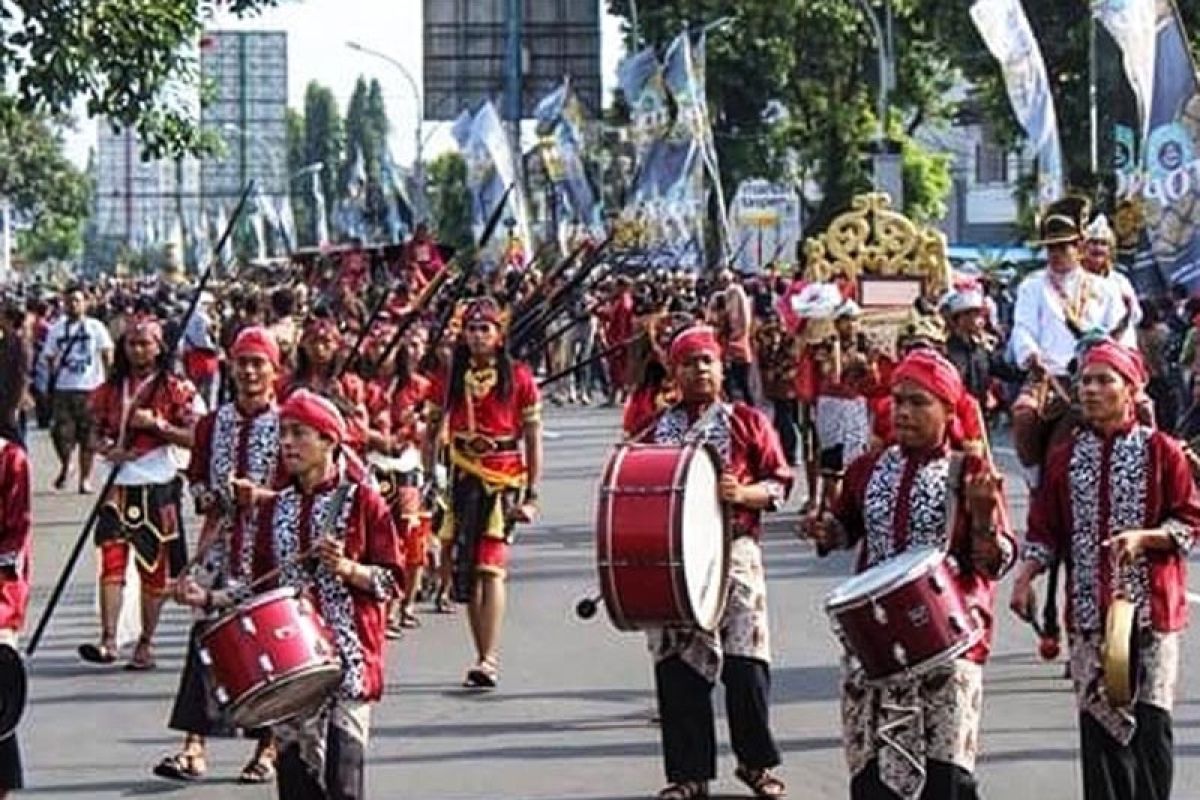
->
[595, 443, 730, 632]
[199, 587, 342, 728]
[825, 547, 982, 683]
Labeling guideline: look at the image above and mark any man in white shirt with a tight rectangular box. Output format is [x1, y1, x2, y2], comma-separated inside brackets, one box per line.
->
[1010, 198, 1126, 487]
[44, 287, 114, 493]
[1082, 213, 1141, 348]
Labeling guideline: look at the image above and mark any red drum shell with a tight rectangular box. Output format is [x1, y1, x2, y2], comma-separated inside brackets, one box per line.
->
[595, 443, 730, 632]
[199, 587, 342, 728]
[825, 548, 981, 683]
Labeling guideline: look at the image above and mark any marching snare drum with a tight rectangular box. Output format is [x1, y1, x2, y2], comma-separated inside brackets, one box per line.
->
[198, 587, 342, 728]
[595, 443, 730, 632]
[825, 547, 982, 683]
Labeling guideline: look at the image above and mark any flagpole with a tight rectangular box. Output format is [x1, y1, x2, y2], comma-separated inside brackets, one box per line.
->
[1089, 6, 1099, 176]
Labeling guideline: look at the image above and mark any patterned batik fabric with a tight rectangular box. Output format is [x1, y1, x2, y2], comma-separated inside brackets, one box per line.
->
[647, 536, 771, 684]
[842, 658, 983, 800]
[270, 484, 391, 701]
[203, 404, 280, 582]
[1069, 631, 1180, 745]
[861, 446, 950, 568]
[816, 395, 871, 465]
[274, 697, 371, 799]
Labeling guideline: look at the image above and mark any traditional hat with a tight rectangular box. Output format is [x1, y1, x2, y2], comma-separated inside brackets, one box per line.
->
[1031, 196, 1092, 247]
[1080, 340, 1147, 389]
[669, 325, 722, 366]
[1085, 213, 1116, 244]
[280, 389, 347, 443]
[943, 288, 986, 317]
[230, 325, 281, 369]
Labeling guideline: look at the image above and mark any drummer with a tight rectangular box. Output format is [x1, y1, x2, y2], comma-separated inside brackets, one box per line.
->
[636, 324, 792, 800]
[1010, 340, 1200, 800]
[177, 389, 403, 800]
[0, 435, 31, 799]
[802, 349, 1014, 799]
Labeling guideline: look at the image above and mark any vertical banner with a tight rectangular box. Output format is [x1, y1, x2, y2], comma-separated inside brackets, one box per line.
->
[970, 0, 1064, 203]
[452, 101, 532, 269]
[535, 78, 604, 251]
[1096, 0, 1158, 140]
[1112, 0, 1200, 290]
[728, 180, 802, 273]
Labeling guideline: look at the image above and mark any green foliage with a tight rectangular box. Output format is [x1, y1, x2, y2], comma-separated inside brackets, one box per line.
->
[0, 0, 283, 159]
[286, 81, 344, 246]
[427, 152, 473, 252]
[900, 133, 953, 225]
[606, 0, 960, 235]
[0, 112, 90, 264]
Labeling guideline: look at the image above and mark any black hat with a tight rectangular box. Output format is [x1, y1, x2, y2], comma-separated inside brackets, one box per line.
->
[0, 643, 26, 740]
[1031, 196, 1092, 247]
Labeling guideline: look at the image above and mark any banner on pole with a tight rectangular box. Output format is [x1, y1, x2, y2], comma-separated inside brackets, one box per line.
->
[728, 180, 801, 274]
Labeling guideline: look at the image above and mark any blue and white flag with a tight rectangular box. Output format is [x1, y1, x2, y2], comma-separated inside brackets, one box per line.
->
[534, 77, 604, 248]
[970, 0, 1064, 204]
[1095, 0, 1158, 141]
[453, 101, 531, 267]
[310, 170, 330, 247]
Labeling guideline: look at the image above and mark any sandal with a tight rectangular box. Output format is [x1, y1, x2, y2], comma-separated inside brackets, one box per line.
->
[399, 609, 421, 628]
[125, 637, 157, 671]
[434, 593, 456, 614]
[656, 781, 709, 799]
[238, 756, 277, 784]
[385, 622, 404, 640]
[463, 659, 499, 689]
[734, 766, 786, 798]
[78, 642, 117, 664]
[153, 752, 206, 782]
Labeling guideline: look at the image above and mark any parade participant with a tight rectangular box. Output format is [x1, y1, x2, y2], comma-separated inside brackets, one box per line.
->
[286, 315, 373, 456]
[944, 286, 1020, 418]
[1011, 341, 1200, 800]
[598, 275, 635, 406]
[80, 317, 197, 669]
[0, 434, 32, 799]
[1082, 214, 1141, 348]
[755, 309, 801, 466]
[426, 297, 541, 688]
[639, 324, 792, 800]
[802, 349, 1015, 800]
[715, 269, 755, 404]
[177, 389, 403, 800]
[180, 291, 220, 412]
[44, 285, 115, 493]
[1010, 197, 1125, 487]
[153, 326, 284, 784]
[406, 222, 446, 283]
[622, 313, 687, 438]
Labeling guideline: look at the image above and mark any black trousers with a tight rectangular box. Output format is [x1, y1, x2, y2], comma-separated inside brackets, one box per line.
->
[655, 655, 780, 783]
[850, 758, 978, 799]
[724, 361, 753, 404]
[167, 622, 235, 737]
[1080, 704, 1173, 800]
[771, 398, 800, 466]
[0, 732, 21, 792]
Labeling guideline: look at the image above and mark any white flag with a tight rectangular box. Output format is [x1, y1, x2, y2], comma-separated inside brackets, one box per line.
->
[970, 0, 1064, 202]
[1094, 0, 1158, 140]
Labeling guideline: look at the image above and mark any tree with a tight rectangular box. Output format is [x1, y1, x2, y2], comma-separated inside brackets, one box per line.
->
[0, 112, 90, 265]
[340, 76, 393, 240]
[286, 82, 345, 247]
[605, 0, 959, 235]
[427, 152, 472, 252]
[0, 0, 284, 159]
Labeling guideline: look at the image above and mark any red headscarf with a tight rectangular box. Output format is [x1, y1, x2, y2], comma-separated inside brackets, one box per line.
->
[1080, 340, 1147, 389]
[230, 325, 280, 369]
[892, 349, 983, 443]
[280, 389, 347, 444]
[669, 325, 722, 366]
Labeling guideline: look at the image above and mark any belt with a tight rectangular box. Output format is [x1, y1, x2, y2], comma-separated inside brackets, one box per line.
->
[453, 434, 520, 456]
[372, 470, 422, 487]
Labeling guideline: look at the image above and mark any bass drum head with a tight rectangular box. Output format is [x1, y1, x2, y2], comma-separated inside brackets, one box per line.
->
[229, 663, 343, 729]
[680, 446, 728, 630]
[825, 547, 943, 610]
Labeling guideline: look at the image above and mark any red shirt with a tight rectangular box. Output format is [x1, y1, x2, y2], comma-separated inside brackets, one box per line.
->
[89, 373, 197, 456]
[1026, 424, 1200, 634]
[429, 361, 540, 478]
[0, 442, 31, 631]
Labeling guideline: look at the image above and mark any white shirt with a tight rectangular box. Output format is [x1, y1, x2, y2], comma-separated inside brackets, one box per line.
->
[44, 316, 113, 392]
[1011, 267, 1125, 376]
[1101, 270, 1143, 348]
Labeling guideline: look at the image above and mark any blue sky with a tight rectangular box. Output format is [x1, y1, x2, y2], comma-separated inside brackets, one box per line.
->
[67, 0, 625, 167]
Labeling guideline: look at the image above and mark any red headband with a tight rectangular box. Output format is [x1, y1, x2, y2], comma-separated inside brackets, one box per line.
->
[893, 350, 965, 408]
[280, 389, 347, 444]
[230, 326, 280, 369]
[463, 298, 503, 328]
[669, 325, 722, 366]
[1081, 341, 1147, 389]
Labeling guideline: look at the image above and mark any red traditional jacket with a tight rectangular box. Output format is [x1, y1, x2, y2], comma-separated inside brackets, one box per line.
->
[639, 401, 793, 539]
[428, 361, 540, 481]
[0, 442, 31, 632]
[188, 400, 285, 580]
[1026, 423, 1200, 634]
[832, 442, 1016, 664]
[89, 372, 197, 456]
[382, 373, 432, 451]
[253, 469, 403, 702]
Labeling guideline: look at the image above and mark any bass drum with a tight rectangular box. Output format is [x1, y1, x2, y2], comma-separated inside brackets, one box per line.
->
[595, 443, 730, 632]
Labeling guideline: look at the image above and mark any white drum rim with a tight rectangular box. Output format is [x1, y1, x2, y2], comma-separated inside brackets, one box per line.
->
[679, 444, 727, 630]
[825, 546, 945, 610]
[596, 444, 634, 631]
[227, 662, 343, 727]
[865, 627, 985, 686]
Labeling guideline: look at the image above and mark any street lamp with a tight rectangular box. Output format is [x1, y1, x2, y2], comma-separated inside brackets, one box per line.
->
[346, 40, 428, 219]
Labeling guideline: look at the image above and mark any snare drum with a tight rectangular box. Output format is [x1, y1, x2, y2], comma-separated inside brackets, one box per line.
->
[595, 443, 730, 632]
[825, 547, 981, 683]
[198, 587, 342, 728]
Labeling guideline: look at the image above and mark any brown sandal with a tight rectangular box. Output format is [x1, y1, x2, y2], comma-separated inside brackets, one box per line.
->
[153, 752, 206, 781]
[656, 781, 708, 799]
[735, 766, 786, 798]
[125, 637, 157, 671]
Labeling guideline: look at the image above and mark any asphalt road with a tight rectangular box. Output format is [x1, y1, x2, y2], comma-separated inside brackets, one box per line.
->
[12, 406, 1200, 799]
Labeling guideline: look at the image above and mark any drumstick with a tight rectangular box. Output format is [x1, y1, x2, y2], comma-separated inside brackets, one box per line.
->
[244, 542, 322, 594]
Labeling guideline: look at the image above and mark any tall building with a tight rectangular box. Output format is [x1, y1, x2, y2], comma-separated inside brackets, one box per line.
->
[199, 31, 289, 211]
